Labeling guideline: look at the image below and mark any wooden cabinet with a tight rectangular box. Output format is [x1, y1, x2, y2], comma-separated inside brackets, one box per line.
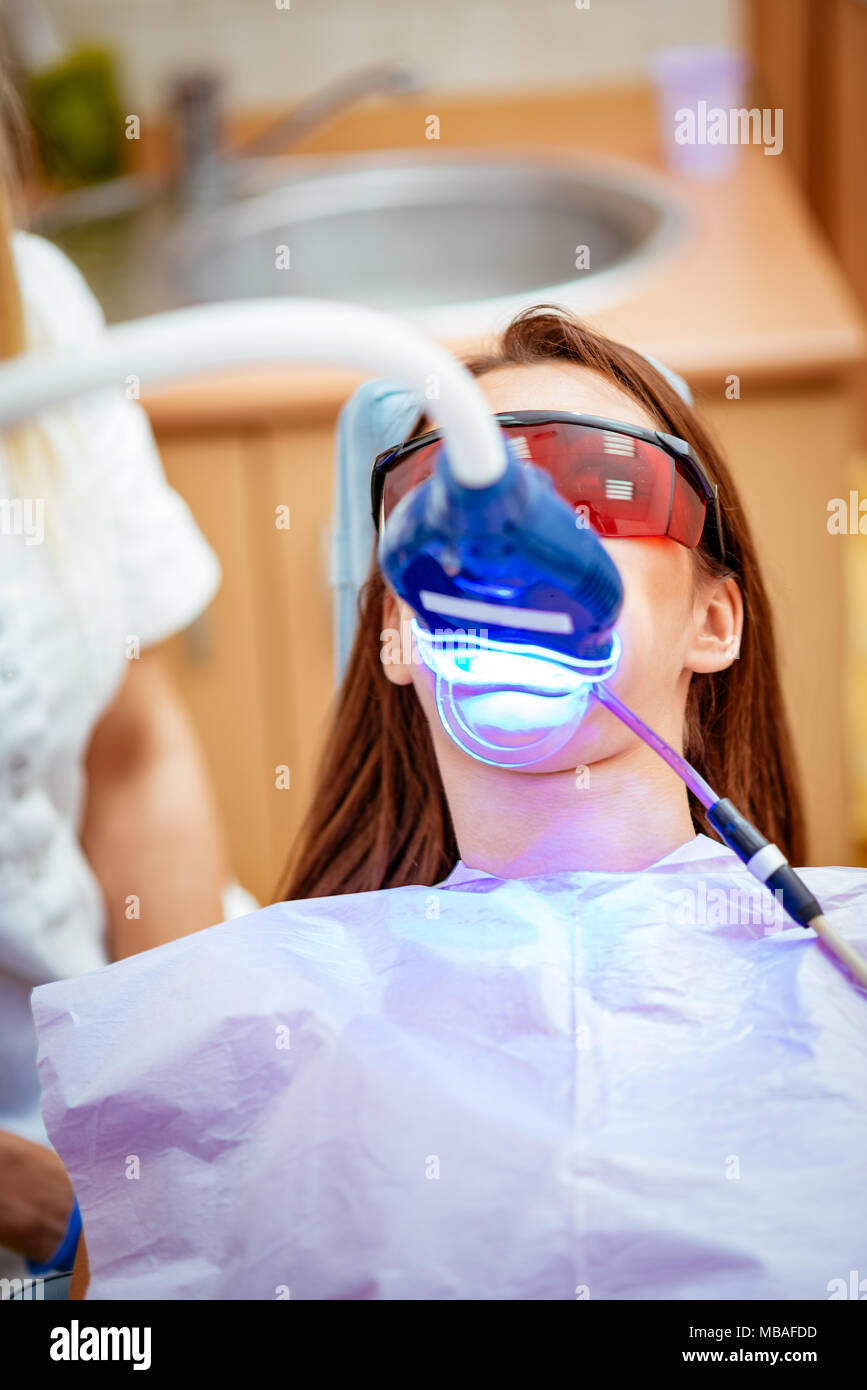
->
[154, 417, 339, 904]
[750, 0, 867, 860]
[701, 376, 857, 866]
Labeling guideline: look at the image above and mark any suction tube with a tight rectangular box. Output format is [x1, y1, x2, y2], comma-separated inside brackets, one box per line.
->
[591, 682, 867, 992]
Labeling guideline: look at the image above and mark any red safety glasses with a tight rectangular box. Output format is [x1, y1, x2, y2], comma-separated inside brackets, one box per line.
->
[371, 411, 725, 562]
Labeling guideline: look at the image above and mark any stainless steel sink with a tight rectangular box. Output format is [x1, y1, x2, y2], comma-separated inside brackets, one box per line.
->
[32, 150, 688, 332]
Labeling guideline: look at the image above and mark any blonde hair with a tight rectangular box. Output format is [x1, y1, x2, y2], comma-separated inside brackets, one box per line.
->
[0, 81, 59, 512]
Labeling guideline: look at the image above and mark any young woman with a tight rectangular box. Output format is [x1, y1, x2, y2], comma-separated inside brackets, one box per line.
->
[33, 307, 867, 1302]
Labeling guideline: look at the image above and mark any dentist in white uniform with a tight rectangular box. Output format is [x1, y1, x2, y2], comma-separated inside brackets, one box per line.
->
[0, 220, 234, 1283]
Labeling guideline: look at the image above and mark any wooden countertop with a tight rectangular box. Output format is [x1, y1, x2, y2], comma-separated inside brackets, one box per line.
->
[140, 83, 867, 430]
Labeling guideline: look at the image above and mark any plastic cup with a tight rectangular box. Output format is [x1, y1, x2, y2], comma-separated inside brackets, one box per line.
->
[649, 46, 752, 182]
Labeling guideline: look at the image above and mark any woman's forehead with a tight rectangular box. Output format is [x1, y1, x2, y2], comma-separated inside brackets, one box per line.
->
[472, 362, 660, 432]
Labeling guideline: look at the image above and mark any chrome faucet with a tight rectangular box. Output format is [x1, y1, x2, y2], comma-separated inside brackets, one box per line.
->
[30, 61, 425, 249]
[170, 63, 425, 211]
[235, 63, 424, 160]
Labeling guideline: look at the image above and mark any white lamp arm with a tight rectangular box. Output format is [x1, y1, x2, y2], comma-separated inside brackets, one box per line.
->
[0, 297, 507, 488]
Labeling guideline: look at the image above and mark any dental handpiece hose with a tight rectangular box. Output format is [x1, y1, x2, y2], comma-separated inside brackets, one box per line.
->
[592, 683, 867, 991]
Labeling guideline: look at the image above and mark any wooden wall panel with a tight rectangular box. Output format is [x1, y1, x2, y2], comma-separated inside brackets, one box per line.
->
[157, 432, 279, 903]
[701, 380, 856, 865]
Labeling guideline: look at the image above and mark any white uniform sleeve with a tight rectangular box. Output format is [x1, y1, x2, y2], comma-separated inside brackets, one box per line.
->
[12, 231, 220, 647]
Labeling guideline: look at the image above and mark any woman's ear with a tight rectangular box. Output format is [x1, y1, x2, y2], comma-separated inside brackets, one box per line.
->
[686, 575, 744, 674]
[380, 588, 415, 687]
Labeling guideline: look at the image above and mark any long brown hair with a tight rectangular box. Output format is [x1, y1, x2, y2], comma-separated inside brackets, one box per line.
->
[278, 306, 806, 899]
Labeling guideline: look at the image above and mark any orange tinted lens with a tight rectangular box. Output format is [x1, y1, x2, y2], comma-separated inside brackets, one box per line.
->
[513, 422, 676, 539]
[380, 423, 707, 548]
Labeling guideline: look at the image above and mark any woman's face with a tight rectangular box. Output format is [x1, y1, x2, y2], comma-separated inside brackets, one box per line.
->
[381, 361, 742, 774]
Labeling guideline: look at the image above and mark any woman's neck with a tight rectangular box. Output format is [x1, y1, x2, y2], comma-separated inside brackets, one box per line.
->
[440, 736, 698, 878]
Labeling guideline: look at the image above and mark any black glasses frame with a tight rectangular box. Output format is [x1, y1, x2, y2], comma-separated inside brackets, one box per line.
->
[370, 410, 726, 562]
